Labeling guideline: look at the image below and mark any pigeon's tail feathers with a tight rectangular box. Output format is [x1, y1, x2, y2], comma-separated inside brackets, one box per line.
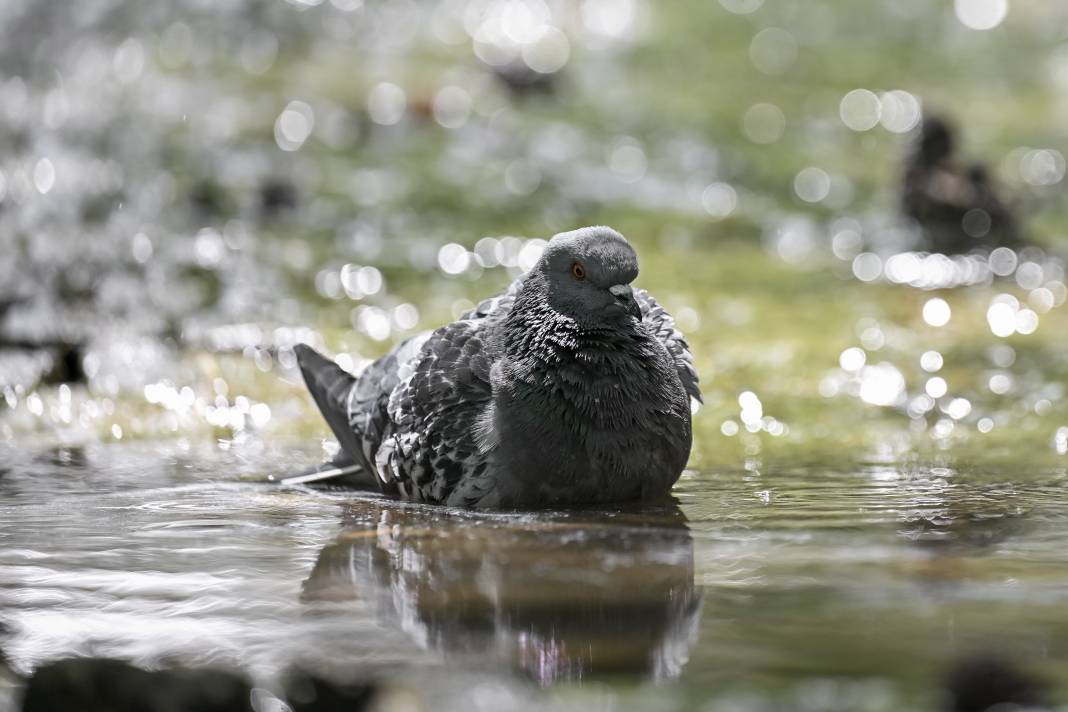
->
[278, 454, 379, 488]
[294, 344, 363, 461]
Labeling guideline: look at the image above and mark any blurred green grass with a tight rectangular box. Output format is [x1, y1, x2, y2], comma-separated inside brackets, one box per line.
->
[10, 0, 1068, 475]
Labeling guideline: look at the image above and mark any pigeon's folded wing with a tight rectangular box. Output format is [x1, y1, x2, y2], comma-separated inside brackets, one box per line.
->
[635, 289, 702, 404]
[380, 319, 498, 503]
[342, 332, 431, 485]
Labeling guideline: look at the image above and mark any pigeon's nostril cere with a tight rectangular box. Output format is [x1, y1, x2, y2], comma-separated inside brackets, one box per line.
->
[609, 284, 640, 318]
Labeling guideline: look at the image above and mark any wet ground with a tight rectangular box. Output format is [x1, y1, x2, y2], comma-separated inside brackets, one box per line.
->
[3, 0, 1068, 708]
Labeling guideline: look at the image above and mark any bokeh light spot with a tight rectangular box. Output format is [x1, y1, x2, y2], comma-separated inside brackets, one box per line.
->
[742, 103, 786, 144]
[839, 347, 866, 372]
[33, 158, 55, 194]
[719, 0, 763, 14]
[701, 182, 738, 220]
[274, 101, 315, 151]
[922, 297, 951, 327]
[954, 0, 1009, 30]
[367, 82, 407, 125]
[793, 167, 830, 203]
[749, 28, 797, 75]
[432, 86, 472, 129]
[920, 351, 944, 372]
[839, 89, 881, 131]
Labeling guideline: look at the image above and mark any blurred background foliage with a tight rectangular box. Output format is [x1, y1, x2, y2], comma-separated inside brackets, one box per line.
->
[0, 0, 1067, 471]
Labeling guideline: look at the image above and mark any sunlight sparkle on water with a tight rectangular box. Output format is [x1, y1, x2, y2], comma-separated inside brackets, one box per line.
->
[858, 363, 905, 407]
[920, 351, 943, 373]
[922, 298, 951, 327]
[925, 377, 947, 399]
[1056, 427, 1068, 454]
[945, 397, 972, 420]
[839, 347, 866, 372]
[988, 301, 1015, 338]
[988, 373, 1013, 395]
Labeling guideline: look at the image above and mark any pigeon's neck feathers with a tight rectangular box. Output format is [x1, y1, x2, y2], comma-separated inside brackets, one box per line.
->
[499, 272, 669, 427]
[502, 271, 619, 366]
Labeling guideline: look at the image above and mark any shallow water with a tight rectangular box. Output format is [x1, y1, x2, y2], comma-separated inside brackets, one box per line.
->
[3, 442, 1067, 709]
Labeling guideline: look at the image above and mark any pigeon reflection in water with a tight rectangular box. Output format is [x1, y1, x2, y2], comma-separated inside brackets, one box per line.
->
[301, 500, 701, 684]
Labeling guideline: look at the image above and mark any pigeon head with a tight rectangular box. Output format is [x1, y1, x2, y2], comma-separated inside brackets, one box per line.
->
[533, 226, 641, 323]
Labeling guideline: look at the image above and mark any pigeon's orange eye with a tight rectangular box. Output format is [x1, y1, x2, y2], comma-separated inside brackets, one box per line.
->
[571, 262, 586, 280]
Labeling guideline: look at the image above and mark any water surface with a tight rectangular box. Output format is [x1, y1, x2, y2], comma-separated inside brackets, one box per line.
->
[3, 443, 1066, 709]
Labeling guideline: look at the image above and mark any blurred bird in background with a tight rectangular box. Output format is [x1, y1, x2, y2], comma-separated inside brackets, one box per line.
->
[902, 115, 1021, 254]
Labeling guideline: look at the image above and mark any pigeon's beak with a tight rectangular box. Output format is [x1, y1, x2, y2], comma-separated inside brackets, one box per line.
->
[609, 284, 641, 320]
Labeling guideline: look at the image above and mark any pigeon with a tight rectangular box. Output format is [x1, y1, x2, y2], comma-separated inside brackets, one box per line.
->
[902, 115, 1020, 253]
[292, 226, 700, 508]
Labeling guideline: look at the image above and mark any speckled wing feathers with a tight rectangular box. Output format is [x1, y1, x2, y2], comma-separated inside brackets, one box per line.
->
[341, 332, 431, 494]
[379, 318, 499, 504]
[635, 289, 702, 404]
[367, 280, 522, 502]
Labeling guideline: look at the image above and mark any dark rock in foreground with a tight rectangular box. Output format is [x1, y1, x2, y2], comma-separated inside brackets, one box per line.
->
[284, 669, 377, 712]
[943, 653, 1049, 712]
[20, 659, 253, 712]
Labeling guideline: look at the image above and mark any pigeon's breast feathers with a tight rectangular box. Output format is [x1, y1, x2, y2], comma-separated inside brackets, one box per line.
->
[496, 226, 698, 426]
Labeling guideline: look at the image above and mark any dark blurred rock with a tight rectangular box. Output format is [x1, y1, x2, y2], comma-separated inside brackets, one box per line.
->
[902, 115, 1020, 254]
[283, 669, 377, 712]
[943, 654, 1049, 712]
[190, 179, 236, 219]
[19, 658, 253, 712]
[258, 178, 299, 219]
[0, 341, 86, 385]
[490, 62, 559, 97]
[80, 191, 125, 225]
[0, 299, 18, 321]
[45, 342, 86, 385]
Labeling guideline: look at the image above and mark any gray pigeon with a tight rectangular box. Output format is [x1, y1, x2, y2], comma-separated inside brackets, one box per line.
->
[293, 226, 700, 508]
